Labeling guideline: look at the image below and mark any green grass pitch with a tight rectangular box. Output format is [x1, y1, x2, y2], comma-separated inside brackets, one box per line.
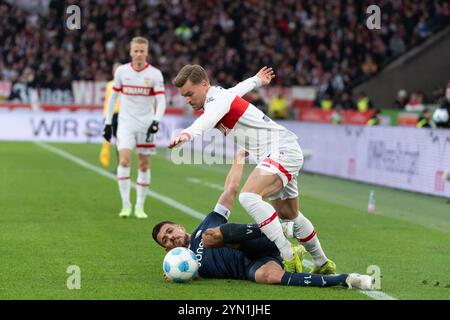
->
[1, 141, 449, 300]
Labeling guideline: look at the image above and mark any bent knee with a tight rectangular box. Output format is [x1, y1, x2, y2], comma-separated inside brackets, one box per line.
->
[278, 208, 298, 220]
[239, 192, 261, 207]
[255, 268, 283, 284]
[119, 160, 131, 167]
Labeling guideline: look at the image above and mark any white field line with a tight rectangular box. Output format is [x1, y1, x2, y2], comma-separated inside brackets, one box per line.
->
[35, 142, 205, 220]
[36, 142, 396, 300]
[189, 175, 397, 300]
[187, 177, 224, 191]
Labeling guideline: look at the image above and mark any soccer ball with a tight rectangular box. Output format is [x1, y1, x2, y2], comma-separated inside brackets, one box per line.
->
[163, 247, 199, 283]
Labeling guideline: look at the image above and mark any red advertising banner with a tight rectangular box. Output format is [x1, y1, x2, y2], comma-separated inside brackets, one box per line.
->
[299, 108, 375, 125]
[0, 81, 12, 97]
[343, 110, 375, 125]
[299, 108, 333, 123]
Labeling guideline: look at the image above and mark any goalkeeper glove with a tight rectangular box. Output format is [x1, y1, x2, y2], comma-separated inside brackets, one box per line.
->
[146, 120, 159, 141]
[102, 124, 112, 142]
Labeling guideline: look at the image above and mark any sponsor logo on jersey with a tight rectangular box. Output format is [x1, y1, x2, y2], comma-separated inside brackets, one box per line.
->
[195, 240, 204, 267]
[122, 85, 154, 96]
[206, 96, 215, 104]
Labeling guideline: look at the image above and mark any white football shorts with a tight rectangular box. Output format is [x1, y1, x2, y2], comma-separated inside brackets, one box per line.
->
[256, 140, 303, 201]
[116, 125, 156, 155]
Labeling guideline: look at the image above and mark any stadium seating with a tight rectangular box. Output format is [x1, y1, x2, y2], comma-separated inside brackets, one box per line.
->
[1, 0, 449, 104]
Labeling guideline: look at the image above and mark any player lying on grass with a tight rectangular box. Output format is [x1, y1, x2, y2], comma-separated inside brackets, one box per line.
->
[152, 150, 373, 289]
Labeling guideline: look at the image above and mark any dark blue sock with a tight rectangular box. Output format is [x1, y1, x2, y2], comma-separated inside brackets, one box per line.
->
[281, 273, 349, 287]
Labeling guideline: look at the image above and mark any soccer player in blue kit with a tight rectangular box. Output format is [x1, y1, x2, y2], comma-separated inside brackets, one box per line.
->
[152, 150, 373, 290]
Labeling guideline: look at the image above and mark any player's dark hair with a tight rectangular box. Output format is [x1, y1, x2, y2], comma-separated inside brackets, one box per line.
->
[172, 64, 209, 87]
[152, 221, 176, 247]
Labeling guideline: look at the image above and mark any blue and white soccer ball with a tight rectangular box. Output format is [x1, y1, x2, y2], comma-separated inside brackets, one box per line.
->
[163, 247, 199, 283]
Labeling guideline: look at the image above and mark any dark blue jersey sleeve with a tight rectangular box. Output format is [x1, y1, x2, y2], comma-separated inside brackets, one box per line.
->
[189, 210, 247, 280]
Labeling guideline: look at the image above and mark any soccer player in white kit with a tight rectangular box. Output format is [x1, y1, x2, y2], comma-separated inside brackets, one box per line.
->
[103, 37, 166, 219]
[169, 65, 335, 274]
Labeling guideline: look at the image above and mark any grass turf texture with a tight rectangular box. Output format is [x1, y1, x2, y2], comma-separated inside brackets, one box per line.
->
[1, 141, 449, 300]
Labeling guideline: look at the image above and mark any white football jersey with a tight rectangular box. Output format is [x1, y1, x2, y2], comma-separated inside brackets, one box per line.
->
[111, 63, 165, 130]
[181, 77, 298, 163]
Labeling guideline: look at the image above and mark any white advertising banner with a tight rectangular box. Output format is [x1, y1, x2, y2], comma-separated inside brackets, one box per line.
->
[281, 122, 450, 198]
[0, 110, 188, 145]
[1, 111, 449, 197]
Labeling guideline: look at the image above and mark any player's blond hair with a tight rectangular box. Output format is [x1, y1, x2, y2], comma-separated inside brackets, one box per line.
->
[130, 36, 149, 47]
[172, 65, 209, 87]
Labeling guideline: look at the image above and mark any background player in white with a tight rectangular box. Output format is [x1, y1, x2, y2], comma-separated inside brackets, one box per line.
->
[103, 37, 166, 219]
[169, 65, 335, 274]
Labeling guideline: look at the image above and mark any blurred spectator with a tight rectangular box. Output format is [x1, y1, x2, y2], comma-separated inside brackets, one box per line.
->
[360, 55, 378, 80]
[405, 91, 425, 112]
[356, 92, 374, 112]
[431, 86, 445, 103]
[335, 91, 355, 110]
[416, 108, 436, 128]
[415, 17, 430, 39]
[247, 90, 268, 115]
[0, 0, 448, 107]
[174, 25, 193, 41]
[268, 93, 289, 119]
[432, 82, 450, 128]
[331, 106, 343, 124]
[319, 93, 333, 111]
[389, 32, 406, 56]
[394, 89, 409, 109]
[366, 109, 381, 126]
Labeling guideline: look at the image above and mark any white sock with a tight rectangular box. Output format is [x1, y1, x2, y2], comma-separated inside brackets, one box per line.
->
[136, 169, 150, 210]
[292, 212, 328, 267]
[117, 165, 131, 209]
[239, 192, 293, 260]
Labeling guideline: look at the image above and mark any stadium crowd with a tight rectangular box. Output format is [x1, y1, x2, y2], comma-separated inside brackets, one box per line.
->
[1, 0, 449, 107]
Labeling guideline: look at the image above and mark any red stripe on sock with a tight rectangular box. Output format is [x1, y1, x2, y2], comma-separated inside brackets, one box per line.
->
[258, 212, 278, 228]
[136, 144, 156, 148]
[136, 183, 149, 187]
[298, 230, 316, 243]
[117, 176, 130, 180]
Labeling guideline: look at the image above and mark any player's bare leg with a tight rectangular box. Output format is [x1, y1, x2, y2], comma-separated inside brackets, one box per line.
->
[239, 169, 301, 272]
[134, 154, 150, 219]
[117, 148, 132, 217]
[272, 197, 335, 274]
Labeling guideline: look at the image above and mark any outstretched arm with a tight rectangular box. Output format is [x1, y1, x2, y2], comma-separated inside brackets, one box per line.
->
[202, 224, 262, 249]
[227, 66, 275, 97]
[216, 149, 247, 211]
[168, 99, 230, 148]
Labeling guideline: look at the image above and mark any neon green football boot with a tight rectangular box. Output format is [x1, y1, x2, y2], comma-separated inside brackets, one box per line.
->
[134, 207, 148, 219]
[312, 259, 336, 275]
[282, 243, 304, 273]
[118, 207, 132, 218]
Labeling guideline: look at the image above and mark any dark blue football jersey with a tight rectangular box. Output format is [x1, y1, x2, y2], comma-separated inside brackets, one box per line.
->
[189, 211, 248, 280]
